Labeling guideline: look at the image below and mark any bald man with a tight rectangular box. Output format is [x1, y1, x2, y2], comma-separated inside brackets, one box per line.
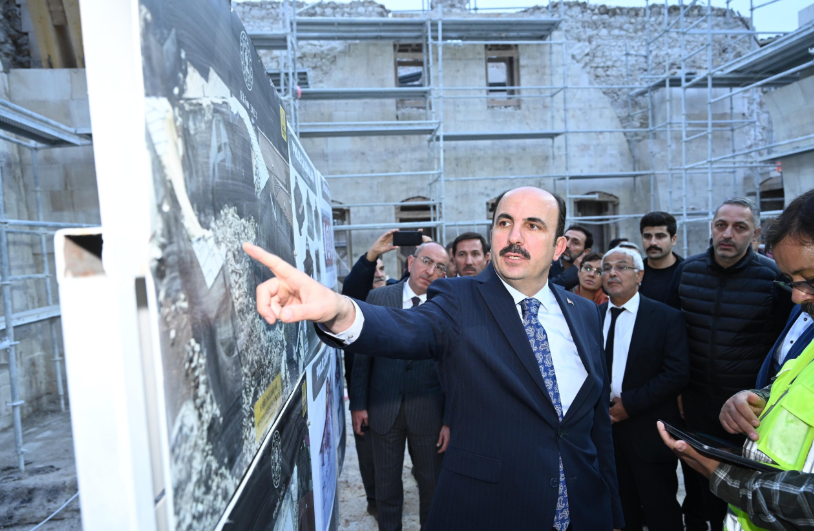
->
[245, 187, 623, 531]
[350, 242, 451, 531]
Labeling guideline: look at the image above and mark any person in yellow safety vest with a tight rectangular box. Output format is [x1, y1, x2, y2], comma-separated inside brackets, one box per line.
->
[659, 188, 814, 531]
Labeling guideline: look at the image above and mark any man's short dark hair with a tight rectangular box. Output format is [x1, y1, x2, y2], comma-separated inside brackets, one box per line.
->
[715, 197, 760, 228]
[639, 211, 677, 237]
[490, 188, 567, 245]
[565, 225, 593, 250]
[452, 232, 490, 255]
[764, 189, 814, 249]
[580, 252, 604, 267]
[608, 237, 628, 250]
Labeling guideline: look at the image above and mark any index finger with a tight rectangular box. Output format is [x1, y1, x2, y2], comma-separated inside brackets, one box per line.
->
[243, 242, 298, 279]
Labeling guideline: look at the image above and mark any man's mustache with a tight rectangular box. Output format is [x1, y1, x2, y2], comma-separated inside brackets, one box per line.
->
[499, 244, 531, 259]
[647, 246, 662, 253]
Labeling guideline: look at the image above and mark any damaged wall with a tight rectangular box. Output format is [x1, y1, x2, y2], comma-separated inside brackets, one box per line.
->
[235, 1, 761, 270]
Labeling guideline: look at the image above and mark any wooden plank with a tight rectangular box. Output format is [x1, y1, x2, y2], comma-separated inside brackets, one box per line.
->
[61, 0, 84, 67]
[26, 0, 63, 68]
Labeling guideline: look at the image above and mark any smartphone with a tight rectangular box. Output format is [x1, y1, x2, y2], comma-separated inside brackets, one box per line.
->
[392, 230, 423, 247]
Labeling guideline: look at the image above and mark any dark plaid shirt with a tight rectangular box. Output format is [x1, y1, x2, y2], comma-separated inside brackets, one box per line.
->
[708, 386, 814, 531]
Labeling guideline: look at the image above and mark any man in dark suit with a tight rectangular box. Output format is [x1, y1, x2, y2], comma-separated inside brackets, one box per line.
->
[756, 303, 814, 388]
[350, 242, 451, 531]
[599, 247, 690, 531]
[244, 186, 624, 531]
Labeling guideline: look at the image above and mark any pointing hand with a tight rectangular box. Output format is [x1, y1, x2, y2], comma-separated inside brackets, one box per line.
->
[243, 242, 356, 332]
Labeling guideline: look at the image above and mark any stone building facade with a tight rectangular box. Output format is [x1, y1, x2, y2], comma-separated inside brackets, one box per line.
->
[235, 0, 777, 276]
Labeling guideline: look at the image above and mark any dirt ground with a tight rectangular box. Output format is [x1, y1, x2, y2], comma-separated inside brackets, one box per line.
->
[0, 411, 81, 530]
[337, 394, 422, 531]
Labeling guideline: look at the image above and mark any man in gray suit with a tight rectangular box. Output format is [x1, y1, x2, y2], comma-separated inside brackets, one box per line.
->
[350, 242, 451, 531]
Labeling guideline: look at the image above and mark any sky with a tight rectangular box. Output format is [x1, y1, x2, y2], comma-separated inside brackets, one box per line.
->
[237, 0, 813, 35]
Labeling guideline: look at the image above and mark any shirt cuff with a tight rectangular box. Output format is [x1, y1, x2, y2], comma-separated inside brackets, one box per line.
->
[317, 297, 364, 344]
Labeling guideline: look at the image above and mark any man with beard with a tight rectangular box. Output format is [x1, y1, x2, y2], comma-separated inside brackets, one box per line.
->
[666, 197, 793, 531]
[639, 212, 683, 304]
[243, 186, 624, 531]
[549, 225, 593, 290]
[451, 232, 491, 277]
[659, 189, 814, 531]
[349, 242, 451, 531]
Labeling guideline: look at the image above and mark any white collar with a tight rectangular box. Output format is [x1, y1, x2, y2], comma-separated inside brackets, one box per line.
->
[608, 291, 641, 315]
[403, 281, 426, 303]
[498, 277, 555, 312]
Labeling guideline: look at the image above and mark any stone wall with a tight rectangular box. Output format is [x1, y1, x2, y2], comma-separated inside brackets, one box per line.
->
[234, 1, 764, 271]
[0, 69, 99, 431]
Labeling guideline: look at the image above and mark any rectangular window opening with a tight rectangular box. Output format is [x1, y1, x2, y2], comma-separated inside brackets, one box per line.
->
[486, 45, 520, 108]
[395, 43, 427, 109]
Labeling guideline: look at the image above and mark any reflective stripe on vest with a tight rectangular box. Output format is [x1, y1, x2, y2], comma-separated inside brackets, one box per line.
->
[725, 339, 814, 531]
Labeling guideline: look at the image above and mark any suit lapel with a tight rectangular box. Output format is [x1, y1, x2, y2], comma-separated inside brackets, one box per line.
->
[476, 269, 555, 413]
[550, 285, 597, 421]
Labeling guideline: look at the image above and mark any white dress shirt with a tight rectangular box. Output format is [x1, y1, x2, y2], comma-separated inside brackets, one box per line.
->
[402, 282, 426, 308]
[776, 311, 813, 365]
[498, 278, 587, 415]
[324, 279, 588, 414]
[602, 292, 640, 400]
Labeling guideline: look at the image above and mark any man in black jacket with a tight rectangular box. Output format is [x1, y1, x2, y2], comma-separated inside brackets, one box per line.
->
[667, 197, 793, 531]
[600, 247, 689, 531]
[639, 211, 683, 304]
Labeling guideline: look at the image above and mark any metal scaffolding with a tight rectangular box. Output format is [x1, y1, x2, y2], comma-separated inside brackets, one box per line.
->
[0, 102, 93, 473]
[252, 0, 812, 263]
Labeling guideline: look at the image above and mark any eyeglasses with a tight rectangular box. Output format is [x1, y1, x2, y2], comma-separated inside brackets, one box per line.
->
[416, 255, 448, 275]
[601, 264, 639, 274]
[774, 279, 814, 296]
[580, 265, 601, 274]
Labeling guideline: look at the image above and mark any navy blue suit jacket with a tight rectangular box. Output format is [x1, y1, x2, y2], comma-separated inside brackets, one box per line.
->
[319, 265, 624, 530]
[756, 305, 814, 388]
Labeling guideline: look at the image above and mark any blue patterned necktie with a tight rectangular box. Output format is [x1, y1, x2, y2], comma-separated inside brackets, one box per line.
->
[520, 297, 571, 531]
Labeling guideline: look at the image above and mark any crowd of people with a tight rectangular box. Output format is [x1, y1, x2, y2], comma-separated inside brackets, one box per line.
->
[244, 187, 814, 531]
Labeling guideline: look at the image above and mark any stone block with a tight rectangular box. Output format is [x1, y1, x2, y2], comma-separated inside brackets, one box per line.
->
[9, 69, 72, 102]
[10, 99, 72, 127]
[30, 163, 66, 190]
[66, 164, 97, 191]
[48, 190, 73, 213]
[71, 189, 100, 214]
[69, 99, 91, 129]
[70, 69, 88, 100]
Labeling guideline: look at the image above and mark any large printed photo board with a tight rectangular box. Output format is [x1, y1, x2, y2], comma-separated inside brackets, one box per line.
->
[134, 1, 341, 529]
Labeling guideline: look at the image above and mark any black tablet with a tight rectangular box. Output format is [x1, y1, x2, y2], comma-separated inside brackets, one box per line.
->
[660, 420, 778, 473]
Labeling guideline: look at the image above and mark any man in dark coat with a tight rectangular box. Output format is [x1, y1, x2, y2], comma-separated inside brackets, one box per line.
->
[244, 186, 624, 531]
[350, 242, 451, 531]
[599, 247, 689, 531]
[667, 197, 793, 531]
